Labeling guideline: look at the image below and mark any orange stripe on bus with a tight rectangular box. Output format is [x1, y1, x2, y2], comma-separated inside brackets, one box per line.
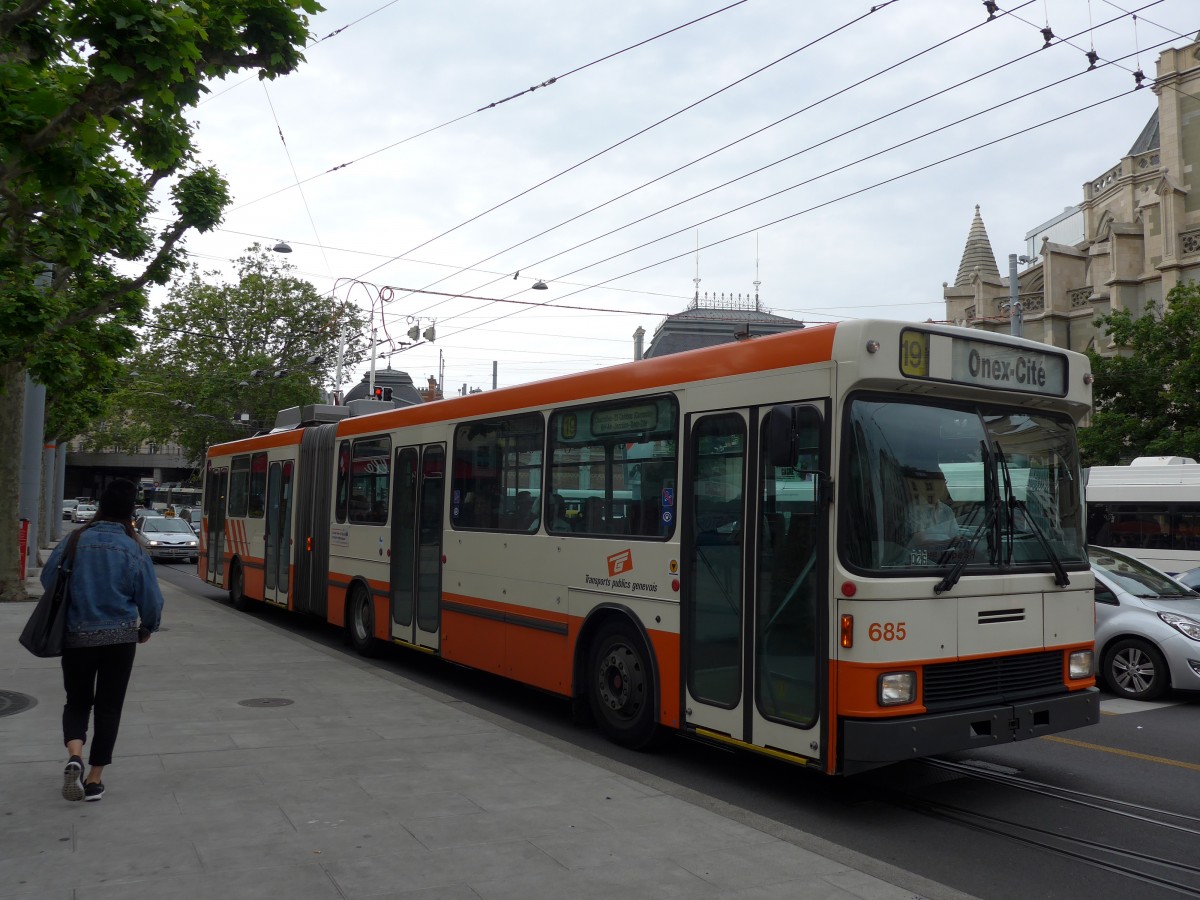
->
[336, 323, 839, 437]
[206, 429, 303, 459]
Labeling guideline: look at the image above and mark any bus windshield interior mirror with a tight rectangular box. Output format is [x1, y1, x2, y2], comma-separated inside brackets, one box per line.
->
[767, 405, 820, 468]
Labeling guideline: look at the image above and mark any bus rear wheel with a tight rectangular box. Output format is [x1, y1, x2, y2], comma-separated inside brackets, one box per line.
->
[229, 562, 249, 611]
[347, 585, 378, 657]
[587, 619, 658, 749]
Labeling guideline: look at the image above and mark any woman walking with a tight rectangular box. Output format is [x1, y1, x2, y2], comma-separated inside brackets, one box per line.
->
[41, 478, 164, 802]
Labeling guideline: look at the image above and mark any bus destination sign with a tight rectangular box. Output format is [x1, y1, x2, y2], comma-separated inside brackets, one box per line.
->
[899, 329, 1066, 396]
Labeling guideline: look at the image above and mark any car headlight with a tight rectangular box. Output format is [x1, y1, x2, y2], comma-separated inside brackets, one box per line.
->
[187, 541, 197, 547]
[148, 540, 161, 546]
[1159, 612, 1200, 642]
[878, 671, 916, 706]
[1069, 649, 1093, 679]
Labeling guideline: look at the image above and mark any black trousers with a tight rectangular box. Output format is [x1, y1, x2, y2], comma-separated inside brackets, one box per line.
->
[61, 642, 137, 767]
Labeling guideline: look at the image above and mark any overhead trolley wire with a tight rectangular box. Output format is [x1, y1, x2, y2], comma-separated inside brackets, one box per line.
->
[437, 85, 1141, 342]
[227, 0, 755, 212]
[349, 1, 904, 287]
[401, 2, 1158, 324]
[198, 0, 404, 106]
[398, 0, 1048, 320]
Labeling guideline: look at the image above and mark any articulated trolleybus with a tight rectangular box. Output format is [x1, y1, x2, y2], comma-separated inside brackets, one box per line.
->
[201, 320, 1098, 774]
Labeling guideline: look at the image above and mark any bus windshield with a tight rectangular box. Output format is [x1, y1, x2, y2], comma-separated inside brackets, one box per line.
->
[841, 396, 1086, 575]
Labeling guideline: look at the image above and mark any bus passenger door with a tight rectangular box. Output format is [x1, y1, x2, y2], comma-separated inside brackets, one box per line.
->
[683, 405, 825, 764]
[263, 460, 294, 607]
[684, 411, 751, 742]
[390, 444, 445, 650]
[205, 465, 228, 585]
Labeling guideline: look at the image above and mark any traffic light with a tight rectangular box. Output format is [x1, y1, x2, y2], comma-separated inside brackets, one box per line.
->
[372, 387, 393, 401]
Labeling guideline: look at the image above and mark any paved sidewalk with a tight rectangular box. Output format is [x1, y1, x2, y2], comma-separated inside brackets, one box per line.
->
[2, 565, 972, 899]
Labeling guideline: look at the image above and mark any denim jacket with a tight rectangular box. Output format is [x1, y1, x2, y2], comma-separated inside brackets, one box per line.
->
[41, 522, 164, 642]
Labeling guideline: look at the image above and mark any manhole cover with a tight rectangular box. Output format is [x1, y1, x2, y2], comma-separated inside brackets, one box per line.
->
[237, 697, 294, 707]
[0, 690, 37, 718]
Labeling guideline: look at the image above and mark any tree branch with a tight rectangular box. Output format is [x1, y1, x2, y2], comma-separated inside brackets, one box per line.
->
[0, 0, 54, 39]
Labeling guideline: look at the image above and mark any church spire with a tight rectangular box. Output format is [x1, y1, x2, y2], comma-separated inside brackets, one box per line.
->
[954, 205, 1000, 286]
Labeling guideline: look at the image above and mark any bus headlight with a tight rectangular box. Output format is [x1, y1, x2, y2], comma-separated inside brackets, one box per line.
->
[1068, 650, 1093, 679]
[878, 671, 916, 706]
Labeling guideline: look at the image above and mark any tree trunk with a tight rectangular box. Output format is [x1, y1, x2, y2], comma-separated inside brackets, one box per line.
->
[0, 361, 28, 601]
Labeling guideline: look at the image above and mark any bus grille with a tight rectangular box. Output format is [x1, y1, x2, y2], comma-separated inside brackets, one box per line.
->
[923, 651, 1064, 712]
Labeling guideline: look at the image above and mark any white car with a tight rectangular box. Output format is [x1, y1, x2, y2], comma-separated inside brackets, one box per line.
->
[1091, 546, 1200, 701]
[62, 499, 78, 520]
[135, 516, 199, 563]
[72, 504, 97, 523]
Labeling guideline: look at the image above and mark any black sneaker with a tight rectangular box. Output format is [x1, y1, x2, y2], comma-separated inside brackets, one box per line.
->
[62, 757, 84, 801]
[83, 781, 104, 802]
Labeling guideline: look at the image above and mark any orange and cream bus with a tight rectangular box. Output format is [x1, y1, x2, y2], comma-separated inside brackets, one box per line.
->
[200, 320, 1099, 774]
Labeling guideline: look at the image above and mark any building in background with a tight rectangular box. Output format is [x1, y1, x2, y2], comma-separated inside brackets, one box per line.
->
[642, 282, 804, 359]
[945, 35, 1200, 353]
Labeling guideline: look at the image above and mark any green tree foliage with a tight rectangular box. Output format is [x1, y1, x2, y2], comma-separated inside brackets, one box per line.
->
[113, 245, 367, 463]
[1082, 281, 1200, 465]
[0, 0, 321, 600]
[1, 0, 321, 381]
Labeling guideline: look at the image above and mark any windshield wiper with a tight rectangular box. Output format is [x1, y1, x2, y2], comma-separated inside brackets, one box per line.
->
[935, 440, 998, 595]
[994, 444, 1070, 587]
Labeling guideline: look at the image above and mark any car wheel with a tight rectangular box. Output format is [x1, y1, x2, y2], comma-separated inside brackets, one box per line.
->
[1103, 637, 1169, 701]
[586, 618, 658, 749]
[347, 584, 378, 657]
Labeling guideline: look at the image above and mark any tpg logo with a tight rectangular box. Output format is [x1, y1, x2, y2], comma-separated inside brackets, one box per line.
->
[607, 549, 632, 576]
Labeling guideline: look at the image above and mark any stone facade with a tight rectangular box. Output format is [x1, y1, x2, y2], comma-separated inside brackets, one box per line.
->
[945, 36, 1200, 354]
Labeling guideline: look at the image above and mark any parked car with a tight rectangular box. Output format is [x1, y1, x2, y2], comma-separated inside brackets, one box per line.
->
[135, 515, 199, 563]
[1090, 546, 1200, 701]
[62, 499, 78, 520]
[72, 503, 97, 523]
[1175, 566, 1200, 590]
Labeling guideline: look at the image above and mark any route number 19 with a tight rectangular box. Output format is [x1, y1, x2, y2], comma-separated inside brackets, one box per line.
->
[899, 330, 929, 377]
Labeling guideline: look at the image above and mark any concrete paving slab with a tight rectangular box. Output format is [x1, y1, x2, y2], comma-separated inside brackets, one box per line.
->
[1, 569, 970, 900]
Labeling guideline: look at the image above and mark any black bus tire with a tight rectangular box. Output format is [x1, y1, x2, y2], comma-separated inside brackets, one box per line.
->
[229, 561, 249, 611]
[587, 618, 658, 749]
[347, 584, 378, 657]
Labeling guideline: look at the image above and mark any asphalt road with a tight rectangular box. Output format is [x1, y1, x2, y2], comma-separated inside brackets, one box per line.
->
[151, 555, 1200, 900]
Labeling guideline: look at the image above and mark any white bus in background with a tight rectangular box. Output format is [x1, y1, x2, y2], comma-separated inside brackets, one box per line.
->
[1085, 456, 1200, 574]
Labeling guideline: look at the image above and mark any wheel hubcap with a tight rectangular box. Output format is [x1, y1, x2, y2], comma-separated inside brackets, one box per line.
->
[1113, 649, 1155, 693]
[597, 644, 644, 716]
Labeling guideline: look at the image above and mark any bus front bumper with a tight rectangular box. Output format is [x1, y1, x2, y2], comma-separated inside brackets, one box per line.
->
[840, 688, 1100, 775]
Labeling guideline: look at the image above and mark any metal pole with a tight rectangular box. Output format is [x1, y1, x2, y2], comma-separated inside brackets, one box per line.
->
[334, 322, 347, 404]
[1008, 254, 1023, 337]
[53, 440, 66, 541]
[492, 361, 497, 390]
[368, 325, 377, 396]
[40, 440, 55, 547]
[19, 373, 45, 566]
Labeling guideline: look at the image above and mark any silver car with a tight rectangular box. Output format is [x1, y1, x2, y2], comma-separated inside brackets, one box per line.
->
[136, 515, 200, 563]
[72, 503, 97, 523]
[1091, 546, 1200, 701]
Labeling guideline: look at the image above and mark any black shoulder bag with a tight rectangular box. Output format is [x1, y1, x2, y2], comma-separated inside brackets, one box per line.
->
[19, 530, 83, 658]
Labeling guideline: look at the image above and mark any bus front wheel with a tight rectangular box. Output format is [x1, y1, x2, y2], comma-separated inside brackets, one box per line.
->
[587, 619, 658, 749]
[347, 585, 378, 657]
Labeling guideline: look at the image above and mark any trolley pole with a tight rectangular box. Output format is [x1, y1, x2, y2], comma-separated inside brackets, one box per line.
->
[1008, 253, 1023, 338]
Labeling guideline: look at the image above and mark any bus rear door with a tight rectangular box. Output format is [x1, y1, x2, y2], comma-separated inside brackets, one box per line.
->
[389, 444, 445, 650]
[263, 459, 294, 606]
[205, 465, 228, 584]
[683, 404, 826, 764]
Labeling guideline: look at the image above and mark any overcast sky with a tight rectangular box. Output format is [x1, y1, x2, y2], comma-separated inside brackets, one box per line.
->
[171, 0, 1199, 396]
